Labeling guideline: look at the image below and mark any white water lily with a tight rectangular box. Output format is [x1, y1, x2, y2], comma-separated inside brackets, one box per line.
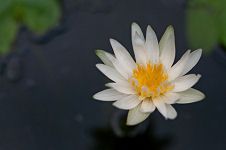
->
[93, 23, 205, 126]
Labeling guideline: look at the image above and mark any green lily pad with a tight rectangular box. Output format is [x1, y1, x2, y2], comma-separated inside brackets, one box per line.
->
[22, 0, 61, 34]
[186, 8, 218, 54]
[218, 9, 226, 48]
[0, 16, 18, 55]
[0, 0, 12, 16]
[0, 0, 61, 55]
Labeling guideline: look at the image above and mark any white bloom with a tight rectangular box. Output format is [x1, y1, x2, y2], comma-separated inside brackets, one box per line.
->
[93, 23, 205, 126]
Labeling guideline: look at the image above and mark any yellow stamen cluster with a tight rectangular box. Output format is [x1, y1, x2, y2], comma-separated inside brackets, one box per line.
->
[130, 63, 174, 99]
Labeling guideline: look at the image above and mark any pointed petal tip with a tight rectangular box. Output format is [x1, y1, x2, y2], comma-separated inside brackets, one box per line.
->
[109, 38, 115, 45]
[95, 49, 99, 54]
[95, 49, 102, 53]
[167, 115, 177, 120]
[92, 92, 101, 100]
[200, 92, 205, 100]
[166, 25, 174, 32]
[132, 22, 138, 27]
[165, 104, 177, 119]
[132, 22, 142, 31]
[176, 88, 205, 104]
[194, 48, 203, 58]
[168, 113, 177, 119]
[95, 49, 104, 56]
[146, 25, 157, 32]
[109, 38, 120, 49]
[126, 120, 138, 126]
[197, 90, 205, 100]
[95, 63, 101, 68]
[147, 25, 153, 31]
[109, 38, 115, 43]
[203, 94, 206, 100]
[197, 48, 203, 52]
[92, 94, 98, 100]
[193, 48, 203, 55]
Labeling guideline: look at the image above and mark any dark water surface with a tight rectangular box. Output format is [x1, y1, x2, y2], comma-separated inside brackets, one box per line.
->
[0, 0, 226, 150]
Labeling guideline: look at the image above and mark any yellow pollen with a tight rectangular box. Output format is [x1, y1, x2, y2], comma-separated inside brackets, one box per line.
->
[130, 63, 174, 99]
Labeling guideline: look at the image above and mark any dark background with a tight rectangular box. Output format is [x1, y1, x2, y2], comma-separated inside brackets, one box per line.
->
[0, 0, 226, 149]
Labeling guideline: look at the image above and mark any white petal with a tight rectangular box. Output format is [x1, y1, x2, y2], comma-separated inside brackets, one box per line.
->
[181, 49, 202, 76]
[93, 89, 126, 101]
[111, 58, 130, 79]
[96, 51, 129, 80]
[110, 39, 136, 73]
[165, 104, 177, 119]
[113, 95, 141, 110]
[133, 32, 148, 65]
[131, 23, 147, 65]
[131, 22, 145, 41]
[95, 50, 115, 67]
[153, 96, 167, 118]
[126, 104, 151, 126]
[153, 96, 177, 119]
[96, 64, 126, 83]
[176, 88, 205, 104]
[140, 99, 156, 113]
[168, 50, 191, 81]
[172, 74, 201, 92]
[106, 82, 136, 94]
[145, 25, 159, 63]
[163, 92, 180, 104]
[159, 26, 175, 70]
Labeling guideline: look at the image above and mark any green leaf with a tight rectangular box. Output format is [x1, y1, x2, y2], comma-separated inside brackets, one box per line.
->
[22, 0, 61, 34]
[0, 0, 12, 16]
[0, 0, 61, 56]
[218, 9, 226, 47]
[0, 16, 18, 55]
[188, 0, 224, 9]
[186, 8, 218, 54]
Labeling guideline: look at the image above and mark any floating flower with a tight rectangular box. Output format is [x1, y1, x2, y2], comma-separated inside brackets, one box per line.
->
[93, 23, 205, 125]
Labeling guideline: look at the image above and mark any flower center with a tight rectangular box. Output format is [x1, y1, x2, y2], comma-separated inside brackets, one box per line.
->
[130, 63, 174, 99]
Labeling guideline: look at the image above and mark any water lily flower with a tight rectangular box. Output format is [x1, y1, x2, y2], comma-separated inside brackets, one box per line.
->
[93, 23, 205, 126]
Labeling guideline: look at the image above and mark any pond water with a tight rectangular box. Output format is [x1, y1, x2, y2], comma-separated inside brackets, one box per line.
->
[0, 0, 226, 150]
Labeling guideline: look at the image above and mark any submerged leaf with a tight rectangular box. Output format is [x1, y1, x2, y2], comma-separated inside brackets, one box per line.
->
[0, 17, 18, 54]
[0, 0, 12, 16]
[186, 8, 218, 54]
[22, 0, 61, 34]
[218, 9, 226, 48]
[0, 0, 61, 55]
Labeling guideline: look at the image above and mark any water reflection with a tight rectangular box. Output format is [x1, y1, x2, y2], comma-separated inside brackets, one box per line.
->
[91, 111, 172, 150]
